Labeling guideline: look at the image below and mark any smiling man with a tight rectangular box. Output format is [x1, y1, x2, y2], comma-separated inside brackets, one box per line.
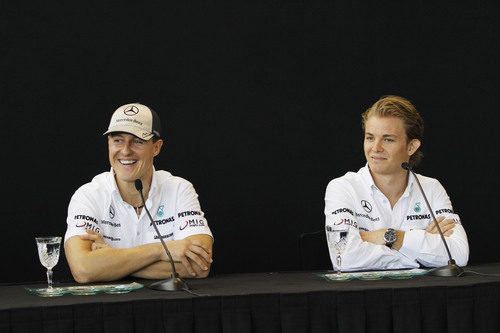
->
[64, 103, 213, 283]
[324, 95, 469, 271]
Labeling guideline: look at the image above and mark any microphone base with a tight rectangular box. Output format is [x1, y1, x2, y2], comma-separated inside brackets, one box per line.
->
[148, 275, 189, 291]
[427, 261, 464, 277]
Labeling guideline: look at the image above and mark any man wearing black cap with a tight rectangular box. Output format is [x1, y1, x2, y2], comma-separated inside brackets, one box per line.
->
[64, 103, 213, 283]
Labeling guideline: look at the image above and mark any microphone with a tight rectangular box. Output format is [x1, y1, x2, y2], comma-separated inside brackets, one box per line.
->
[401, 162, 463, 277]
[134, 179, 188, 291]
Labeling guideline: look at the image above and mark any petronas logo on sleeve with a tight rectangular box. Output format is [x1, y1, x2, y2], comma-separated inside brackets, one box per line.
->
[157, 205, 164, 217]
[414, 202, 421, 213]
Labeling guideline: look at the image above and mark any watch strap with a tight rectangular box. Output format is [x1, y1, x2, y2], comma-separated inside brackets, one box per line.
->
[384, 228, 396, 248]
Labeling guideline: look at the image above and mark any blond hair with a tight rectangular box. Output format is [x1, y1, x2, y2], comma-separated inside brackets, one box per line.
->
[362, 95, 424, 166]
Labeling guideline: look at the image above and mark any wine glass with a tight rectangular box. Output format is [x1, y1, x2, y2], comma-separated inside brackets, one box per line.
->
[326, 226, 350, 280]
[35, 236, 63, 296]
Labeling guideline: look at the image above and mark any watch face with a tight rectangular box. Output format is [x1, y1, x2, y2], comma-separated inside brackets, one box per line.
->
[384, 229, 397, 243]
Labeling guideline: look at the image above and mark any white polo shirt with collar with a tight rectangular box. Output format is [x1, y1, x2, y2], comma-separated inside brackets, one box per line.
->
[324, 165, 469, 271]
[65, 168, 212, 248]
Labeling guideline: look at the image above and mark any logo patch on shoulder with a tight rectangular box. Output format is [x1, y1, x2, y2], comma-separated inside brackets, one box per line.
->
[157, 205, 164, 217]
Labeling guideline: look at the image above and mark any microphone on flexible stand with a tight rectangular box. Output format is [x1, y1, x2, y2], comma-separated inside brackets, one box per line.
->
[134, 179, 188, 291]
[401, 162, 464, 277]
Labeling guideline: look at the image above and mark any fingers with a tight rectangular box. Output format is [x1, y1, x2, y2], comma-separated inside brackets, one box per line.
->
[186, 257, 210, 277]
[427, 216, 445, 233]
[185, 250, 209, 272]
[178, 255, 196, 276]
[439, 219, 455, 233]
[173, 246, 210, 277]
[188, 243, 213, 263]
[79, 230, 108, 252]
[426, 216, 445, 233]
[188, 240, 212, 255]
[91, 241, 110, 251]
[165, 239, 212, 277]
[79, 229, 104, 242]
[426, 216, 456, 235]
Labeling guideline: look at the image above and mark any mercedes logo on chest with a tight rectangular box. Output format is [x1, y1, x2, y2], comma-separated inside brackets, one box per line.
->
[123, 105, 139, 116]
[361, 200, 372, 213]
[109, 205, 115, 219]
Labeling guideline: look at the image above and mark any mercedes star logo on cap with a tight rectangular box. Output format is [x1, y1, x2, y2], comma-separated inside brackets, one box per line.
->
[123, 105, 139, 116]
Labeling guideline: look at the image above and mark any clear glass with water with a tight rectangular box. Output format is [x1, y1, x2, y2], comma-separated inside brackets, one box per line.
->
[326, 226, 350, 280]
[35, 236, 63, 296]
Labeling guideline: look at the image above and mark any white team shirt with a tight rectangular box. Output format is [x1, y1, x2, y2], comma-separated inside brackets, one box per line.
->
[324, 165, 469, 271]
[65, 168, 212, 248]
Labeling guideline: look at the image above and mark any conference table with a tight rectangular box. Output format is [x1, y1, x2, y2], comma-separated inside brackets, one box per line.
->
[1, 263, 499, 332]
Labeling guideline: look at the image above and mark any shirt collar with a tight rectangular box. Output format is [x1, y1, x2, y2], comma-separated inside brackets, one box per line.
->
[403, 169, 416, 198]
[106, 167, 158, 198]
[107, 167, 120, 195]
[360, 163, 415, 196]
[360, 164, 377, 192]
[149, 167, 159, 197]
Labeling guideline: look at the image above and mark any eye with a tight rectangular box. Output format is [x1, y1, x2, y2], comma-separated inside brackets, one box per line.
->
[134, 139, 145, 145]
[365, 136, 374, 141]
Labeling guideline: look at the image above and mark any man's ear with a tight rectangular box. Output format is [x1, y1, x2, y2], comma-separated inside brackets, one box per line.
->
[407, 139, 421, 156]
[153, 139, 164, 156]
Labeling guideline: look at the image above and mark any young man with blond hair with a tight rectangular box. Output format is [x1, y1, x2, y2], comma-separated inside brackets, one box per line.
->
[324, 95, 469, 271]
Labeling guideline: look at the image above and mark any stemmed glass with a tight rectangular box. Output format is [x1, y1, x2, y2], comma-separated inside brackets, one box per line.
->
[35, 236, 63, 296]
[326, 226, 350, 280]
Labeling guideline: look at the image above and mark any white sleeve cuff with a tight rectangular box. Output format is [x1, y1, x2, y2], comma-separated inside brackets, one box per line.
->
[399, 229, 426, 261]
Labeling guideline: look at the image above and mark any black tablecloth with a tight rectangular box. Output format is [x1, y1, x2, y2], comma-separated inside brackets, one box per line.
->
[1, 263, 499, 332]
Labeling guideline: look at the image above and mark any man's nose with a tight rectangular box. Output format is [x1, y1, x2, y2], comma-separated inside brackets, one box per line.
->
[373, 139, 383, 152]
[121, 142, 133, 154]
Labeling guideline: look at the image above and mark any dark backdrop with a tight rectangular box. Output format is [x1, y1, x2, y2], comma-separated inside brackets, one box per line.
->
[2, 2, 498, 283]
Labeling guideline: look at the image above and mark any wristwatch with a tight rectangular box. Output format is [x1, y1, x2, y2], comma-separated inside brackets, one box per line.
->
[384, 228, 397, 248]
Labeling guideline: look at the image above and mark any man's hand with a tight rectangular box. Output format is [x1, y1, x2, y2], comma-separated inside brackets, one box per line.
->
[79, 229, 110, 251]
[160, 237, 213, 277]
[426, 216, 455, 237]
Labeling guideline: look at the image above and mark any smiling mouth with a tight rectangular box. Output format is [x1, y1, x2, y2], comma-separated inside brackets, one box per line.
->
[119, 160, 137, 165]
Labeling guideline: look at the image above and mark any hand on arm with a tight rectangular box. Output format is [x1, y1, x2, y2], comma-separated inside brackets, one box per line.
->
[80, 229, 110, 251]
[162, 234, 213, 277]
[426, 216, 455, 237]
[400, 181, 469, 267]
[168, 181, 214, 278]
[131, 234, 213, 279]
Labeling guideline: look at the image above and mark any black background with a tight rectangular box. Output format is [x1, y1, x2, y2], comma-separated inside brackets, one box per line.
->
[2, 2, 498, 283]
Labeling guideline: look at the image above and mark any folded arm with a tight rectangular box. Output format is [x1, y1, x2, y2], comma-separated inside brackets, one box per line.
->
[398, 182, 469, 267]
[65, 232, 213, 283]
[130, 234, 213, 279]
[325, 191, 419, 271]
[399, 221, 469, 267]
[325, 181, 417, 271]
[65, 234, 164, 283]
[329, 227, 419, 271]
